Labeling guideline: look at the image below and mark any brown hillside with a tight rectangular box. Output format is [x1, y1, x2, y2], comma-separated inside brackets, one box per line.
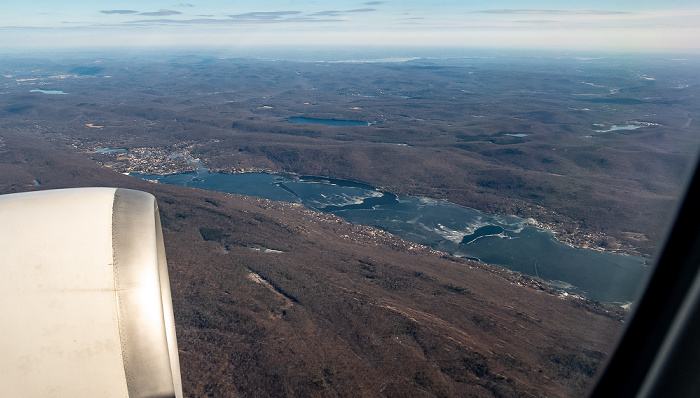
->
[0, 129, 625, 397]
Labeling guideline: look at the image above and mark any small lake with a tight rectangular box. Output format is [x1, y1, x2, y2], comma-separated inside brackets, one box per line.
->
[133, 166, 649, 305]
[287, 117, 372, 127]
[96, 148, 128, 154]
[595, 125, 642, 133]
[95, 148, 153, 155]
[504, 133, 530, 138]
[30, 89, 69, 95]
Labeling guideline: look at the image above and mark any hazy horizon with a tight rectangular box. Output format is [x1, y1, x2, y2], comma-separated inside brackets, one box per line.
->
[2, 1, 700, 53]
[3, 45, 700, 64]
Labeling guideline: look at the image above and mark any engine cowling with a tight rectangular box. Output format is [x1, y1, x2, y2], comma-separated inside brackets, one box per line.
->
[0, 188, 182, 398]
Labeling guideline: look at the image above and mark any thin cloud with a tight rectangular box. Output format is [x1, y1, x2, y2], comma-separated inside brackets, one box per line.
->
[364, 1, 385, 5]
[125, 13, 343, 25]
[228, 11, 302, 20]
[285, 17, 344, 23]
[311, 8, 376, 17]
[100, 10, 138, 15]
[126, 18, 210, 24]
[124, 8, 373, 26]
[514, 19, 558, 24]
[478, 9, 629, 15]
[311, 11, 343, 17]
[140, 9, 182, 16]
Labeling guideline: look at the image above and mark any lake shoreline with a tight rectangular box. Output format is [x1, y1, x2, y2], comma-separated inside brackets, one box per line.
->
[120, 152, 647, 260]
[131, 164, 647, 304]
[212, 168, 652, 259]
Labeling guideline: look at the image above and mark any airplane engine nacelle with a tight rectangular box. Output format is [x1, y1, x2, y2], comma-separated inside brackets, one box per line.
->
[0, 188, 183, 398]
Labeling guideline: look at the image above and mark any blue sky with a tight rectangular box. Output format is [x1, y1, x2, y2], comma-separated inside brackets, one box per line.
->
[1, 1, 700, 52]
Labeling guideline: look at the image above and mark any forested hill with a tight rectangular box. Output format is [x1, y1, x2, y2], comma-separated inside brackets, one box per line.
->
[0, 124, 624, 397]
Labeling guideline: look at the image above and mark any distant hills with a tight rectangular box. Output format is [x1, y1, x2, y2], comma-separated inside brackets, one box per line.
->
[2, 54, 696, 256]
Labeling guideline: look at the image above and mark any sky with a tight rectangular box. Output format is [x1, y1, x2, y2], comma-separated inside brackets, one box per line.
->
[1, 0, 700, 52]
